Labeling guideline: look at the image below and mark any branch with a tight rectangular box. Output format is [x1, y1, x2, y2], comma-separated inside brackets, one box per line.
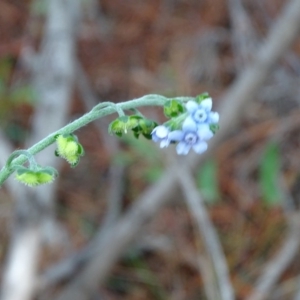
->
[246, 215, 300, 300]
[177, 164, 234, 300]
[0, 94, 191, 187]
[1, 0, 80, 299]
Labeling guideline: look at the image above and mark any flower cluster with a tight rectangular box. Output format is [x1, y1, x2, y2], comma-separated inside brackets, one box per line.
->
[151, 95, 219, 155]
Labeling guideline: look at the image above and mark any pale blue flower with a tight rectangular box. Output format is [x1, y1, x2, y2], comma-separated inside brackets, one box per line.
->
[151, 125, 171, 148]
[186, 99, 219, 125]
[168, 117, 212, 155]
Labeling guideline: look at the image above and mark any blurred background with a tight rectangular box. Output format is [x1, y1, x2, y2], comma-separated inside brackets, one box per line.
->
[0, 0, 300, 299]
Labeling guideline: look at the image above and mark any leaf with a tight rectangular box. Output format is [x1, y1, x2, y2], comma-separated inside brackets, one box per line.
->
[195, 92, 210, 104]
[259, 142, 281, 206]
[196, 159, 219, 204]
[144, 166, 163, 182]
[209, 123, 220, 134]
[10, 85, 36, 104]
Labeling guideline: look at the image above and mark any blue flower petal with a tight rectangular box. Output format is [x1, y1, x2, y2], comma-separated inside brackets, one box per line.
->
[152, 135, 159, 142]
[176, 142, 191, 155]
[168, 130, 184, 141]
[160, 139, 170, 148]
[193, 141, 208, 154]
[197, 123, 213, 140]
[186, 101, 198, 113]
[182, 116, 197, 131]
[208, 112, 219, 123]
[152, 126, 169, 139]
[200, 98, 212, 111]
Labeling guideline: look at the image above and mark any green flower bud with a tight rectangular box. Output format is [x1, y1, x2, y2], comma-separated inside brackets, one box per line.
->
[15, 166, 58, 187]
[108, 115, 157, 140]
[55, 134, 84, 167]
[163, 100, 185, 118]
[138, 119, 158, 139]
[108, 116, 130, 137]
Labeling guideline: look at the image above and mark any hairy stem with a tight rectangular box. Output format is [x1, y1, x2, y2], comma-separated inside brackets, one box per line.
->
[0, 94, 193, 186]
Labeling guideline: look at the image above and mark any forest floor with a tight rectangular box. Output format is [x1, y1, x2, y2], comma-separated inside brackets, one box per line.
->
[1, 1, 300, 299]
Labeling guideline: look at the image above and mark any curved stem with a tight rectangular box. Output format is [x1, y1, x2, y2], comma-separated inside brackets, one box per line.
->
[92, 102, 125, 117]
[0, 94, 193, 186]
[5, 150, 38, 171]
[129, 108, 145, 118]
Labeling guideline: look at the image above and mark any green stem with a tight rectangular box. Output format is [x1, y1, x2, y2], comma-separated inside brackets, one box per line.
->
[93, 102, 125, 117]
[5, 150, 38, 171]
[129, 108, 145, 118]
[0, 94, 193, 186]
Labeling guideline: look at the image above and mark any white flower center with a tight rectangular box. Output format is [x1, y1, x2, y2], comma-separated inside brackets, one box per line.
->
[184, 132, 198, 145]
[193, 109, 207, 122]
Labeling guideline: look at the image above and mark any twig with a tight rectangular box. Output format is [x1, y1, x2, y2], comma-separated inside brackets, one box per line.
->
[246, 215, 300, 300]
[293, 277, 300, 300]
[266, 275, 300, 299]
[177, 164, 234, 300]
[36, 65, 127, 292]
[76, 61, 126, 231]
[0, 131, 23, 201]
[228, 0, 258, 67]
[1, 1, 80, 300]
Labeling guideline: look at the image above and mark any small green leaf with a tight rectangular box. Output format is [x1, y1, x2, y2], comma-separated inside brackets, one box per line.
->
[196, 160, 220, 204]
[133, 132, 140, 139]
[77, 143, 85, 155]
[142, 132, 152, 139]
[209, 123, 220, 134]
[138, 119, 158, 137]
[144, 166, 163, 182]
[195, 92, 210, 104]
[259, 143, 281, 206]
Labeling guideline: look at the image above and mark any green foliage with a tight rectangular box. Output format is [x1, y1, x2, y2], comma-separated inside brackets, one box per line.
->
[116, 134, 163, 183]
[0, 57, 35, 144]
[209, 123, 220, 134]
[259, 142, 281, 206]
[108, 116, 131, 137]
[109, 115, 157, 139]
[195, 92, 211, 104]
[15, 166, 58, 187]
[10, 85, 36, 104]
[196, 159, 220, 204]
[163, 99, 184, 118]
[55, 134, 85, 167]
[0, 58, 35, 107]
[132, 117, 158, 139]
[109, 250, 172, 295]
[0, 94, 193, 187]
[30, 0, 48, 16]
